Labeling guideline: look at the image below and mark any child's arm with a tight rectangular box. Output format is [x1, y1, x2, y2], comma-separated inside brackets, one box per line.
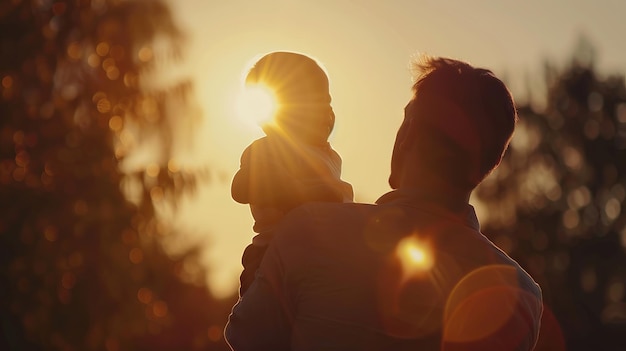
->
[231, 142, 302, 208]
[232, 138, 352, 208]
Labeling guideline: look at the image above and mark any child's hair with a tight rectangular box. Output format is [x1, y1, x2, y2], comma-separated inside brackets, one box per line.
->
[245, 51, 335, 144]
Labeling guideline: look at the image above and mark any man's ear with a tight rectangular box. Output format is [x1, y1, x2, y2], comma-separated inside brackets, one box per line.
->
[389, 117, 416, 189]
[398, 117, 417, 151]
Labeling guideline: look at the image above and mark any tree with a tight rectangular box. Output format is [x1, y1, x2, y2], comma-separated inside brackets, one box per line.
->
[474, 40, 626, 351]
[0, 1, 234, 350]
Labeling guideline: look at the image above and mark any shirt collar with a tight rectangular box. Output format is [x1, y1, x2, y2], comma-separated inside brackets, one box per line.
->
[375, 188, 480, 231]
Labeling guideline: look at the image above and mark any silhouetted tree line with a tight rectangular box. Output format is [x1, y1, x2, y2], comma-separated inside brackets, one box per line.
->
[1, 1, 234, 350]
[475, 38, 626, 351]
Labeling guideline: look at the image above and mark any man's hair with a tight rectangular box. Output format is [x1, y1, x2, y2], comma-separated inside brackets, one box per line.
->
[408, 55, 517, 190]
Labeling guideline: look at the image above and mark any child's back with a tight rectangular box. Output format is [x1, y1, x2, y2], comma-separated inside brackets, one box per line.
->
[231, 51, 353, 295]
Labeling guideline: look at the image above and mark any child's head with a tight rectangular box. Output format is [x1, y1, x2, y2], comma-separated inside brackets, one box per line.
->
[245, 51, 335, 144]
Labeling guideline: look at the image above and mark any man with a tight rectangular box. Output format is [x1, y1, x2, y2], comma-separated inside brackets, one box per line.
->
[225, 55, 543, 351]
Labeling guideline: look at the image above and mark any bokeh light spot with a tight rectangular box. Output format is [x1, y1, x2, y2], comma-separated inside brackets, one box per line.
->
[563, 146, 582, 170]
[96, 98, 111, 113]
[108, 115, 123, 131]
[562, 209, 580, 230]
[604, 198, 621, 221]
[137, 287, 153, 304]
[102, 57, 115, 70]
[87, 53, 100, 68]
[15, 150, 29, 167]
[129, 248, 144, 264]
[167, 159, 179, 173]
[44, 226, 58, 242]
[123, 72, 138, 88]
[67, 42, 82, 60]
[138, 46, 153, 62]
[146, 164, 159, 178]
[106, 66, 120, 80]
[567, 187, 591, 210]
[153, 300, 168, 317]
[2, 75, 13, 88]
[96, 42, 110, 57]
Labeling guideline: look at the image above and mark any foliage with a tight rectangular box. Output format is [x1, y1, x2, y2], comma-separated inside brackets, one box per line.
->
[475, 41, 626, 351]
[0, 1, 234, 350]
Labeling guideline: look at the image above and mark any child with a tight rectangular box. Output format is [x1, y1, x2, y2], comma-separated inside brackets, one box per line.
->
[231, 51, 354, 295]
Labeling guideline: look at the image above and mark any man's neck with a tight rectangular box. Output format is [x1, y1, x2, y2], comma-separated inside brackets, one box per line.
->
[396, 172, 472, 212]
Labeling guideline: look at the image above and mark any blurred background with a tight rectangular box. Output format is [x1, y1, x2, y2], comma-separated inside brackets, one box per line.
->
[1, 0, 625, 350]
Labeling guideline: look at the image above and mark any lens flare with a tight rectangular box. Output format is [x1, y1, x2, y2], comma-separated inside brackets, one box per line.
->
[396, 236, 433, 276]
[235, 84, 278, 127]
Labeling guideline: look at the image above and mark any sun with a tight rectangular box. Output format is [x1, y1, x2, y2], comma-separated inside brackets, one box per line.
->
[234, 83, 278, 128]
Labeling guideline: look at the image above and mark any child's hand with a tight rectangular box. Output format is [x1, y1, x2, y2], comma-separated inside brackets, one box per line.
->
[250, 206, 284, 224]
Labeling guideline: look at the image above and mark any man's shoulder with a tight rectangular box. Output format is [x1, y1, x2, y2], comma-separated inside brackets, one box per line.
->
[282, 201, 375, 225]
[273, 202, 375, 240]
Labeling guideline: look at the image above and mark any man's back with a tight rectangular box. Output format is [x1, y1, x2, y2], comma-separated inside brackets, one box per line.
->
[225, 190, 543, 351]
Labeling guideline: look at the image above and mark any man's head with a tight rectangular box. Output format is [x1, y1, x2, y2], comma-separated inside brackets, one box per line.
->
[245, 51, 334, 144]
[389, 55, 517, 193]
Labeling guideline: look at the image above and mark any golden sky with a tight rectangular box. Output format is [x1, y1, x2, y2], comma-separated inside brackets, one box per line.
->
[162, 0, 626, 297]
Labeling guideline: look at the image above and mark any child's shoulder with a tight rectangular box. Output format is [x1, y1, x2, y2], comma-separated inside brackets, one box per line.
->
[248, 135, 289, 149]
[243, 136, 274, 155]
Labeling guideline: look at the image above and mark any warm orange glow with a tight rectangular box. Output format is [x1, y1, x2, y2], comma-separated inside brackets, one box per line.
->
[441, 265, 542, 350]
[235, 83, 278, 128]
[396, 236, 433, 275]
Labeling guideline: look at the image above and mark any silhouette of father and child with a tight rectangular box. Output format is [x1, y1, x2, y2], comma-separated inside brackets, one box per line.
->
[226, 51, 544, 351]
